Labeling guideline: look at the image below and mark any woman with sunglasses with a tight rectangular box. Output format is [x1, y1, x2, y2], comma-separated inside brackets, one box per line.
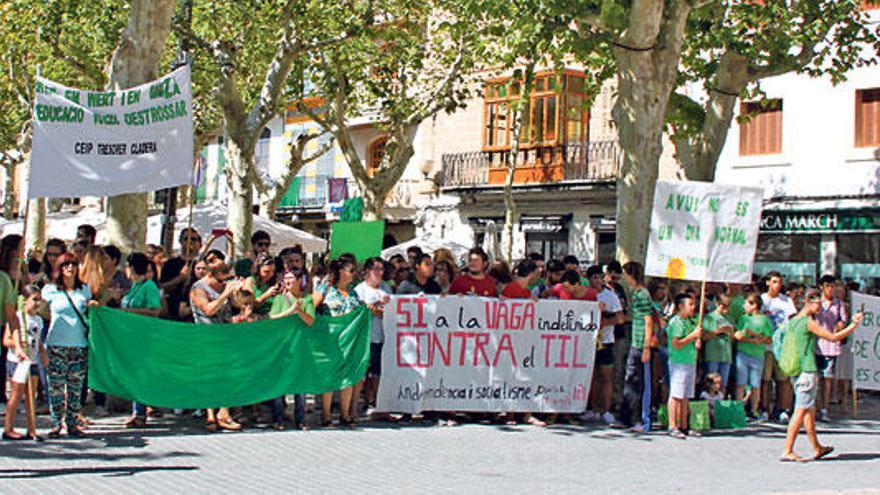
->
[780, 289, 863, 462]
[316, 258, 362, 427]
[190, 261, 243, 432]
[269, 268, 315, 430]
[41, 252, 96, 438]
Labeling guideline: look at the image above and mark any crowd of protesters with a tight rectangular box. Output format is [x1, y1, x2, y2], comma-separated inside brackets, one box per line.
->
[0, 225, 867, 460]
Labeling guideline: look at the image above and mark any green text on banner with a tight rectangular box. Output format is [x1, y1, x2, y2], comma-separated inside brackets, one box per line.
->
[851, 292, 880, 391]
[29, 66, 194, 198]
[644, 180, 764, 283]
[87, 306, 370, 409]
[376, 295, 600, 413]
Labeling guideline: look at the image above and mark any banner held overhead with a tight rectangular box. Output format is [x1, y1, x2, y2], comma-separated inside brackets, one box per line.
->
[29, 66, 194, 199]
[644, 180, 764, 284]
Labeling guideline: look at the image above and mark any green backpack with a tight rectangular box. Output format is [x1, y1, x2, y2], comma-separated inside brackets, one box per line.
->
[778, 316, 810, 377]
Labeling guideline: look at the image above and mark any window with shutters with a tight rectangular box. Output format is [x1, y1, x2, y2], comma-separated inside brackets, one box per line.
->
[856, 88, 880, 148]
[739, 99, 783, 156]
[483, 70, 588, 151]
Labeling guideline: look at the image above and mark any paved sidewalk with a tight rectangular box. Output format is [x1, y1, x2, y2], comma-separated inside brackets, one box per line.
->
[1, 406, 880, 494]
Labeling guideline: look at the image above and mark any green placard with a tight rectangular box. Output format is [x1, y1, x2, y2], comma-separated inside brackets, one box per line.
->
[330, 220, 384, 263]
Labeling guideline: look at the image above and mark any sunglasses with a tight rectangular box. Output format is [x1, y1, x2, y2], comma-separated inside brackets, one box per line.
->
[61, 261, 77, 268]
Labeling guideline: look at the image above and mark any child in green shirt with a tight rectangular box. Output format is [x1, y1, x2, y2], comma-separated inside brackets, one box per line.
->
[667, 293, 702, 439]
[702, 294, 735, 396]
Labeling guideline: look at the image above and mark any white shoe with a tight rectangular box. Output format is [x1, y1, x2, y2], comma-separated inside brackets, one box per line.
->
[779, 411, 790, 422]
[580, 411, 599, 422]
[602, 412, 616, 424]
[818, 409, 829, 422]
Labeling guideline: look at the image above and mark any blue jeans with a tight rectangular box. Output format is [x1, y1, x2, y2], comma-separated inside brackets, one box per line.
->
[271, 395, 305, 424]
[619, 347, 652, 429]
[133, 401, 146, 418]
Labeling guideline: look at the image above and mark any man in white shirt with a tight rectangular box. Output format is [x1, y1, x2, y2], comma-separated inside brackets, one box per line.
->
[585, 266, 623, 424]
[760, 271, 796, 421]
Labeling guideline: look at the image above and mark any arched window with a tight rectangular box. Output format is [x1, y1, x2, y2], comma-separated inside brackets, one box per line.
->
[367, 136, 387, 178]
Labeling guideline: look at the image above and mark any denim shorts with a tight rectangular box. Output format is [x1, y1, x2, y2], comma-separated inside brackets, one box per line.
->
[815, 354, 838, 378]
[5, 360, 39, 379]
[792, 372, 818, 410]
[736, 353, 764, 389]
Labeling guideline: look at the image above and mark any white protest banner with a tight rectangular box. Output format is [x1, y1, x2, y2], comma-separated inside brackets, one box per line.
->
[644, 180, 763, 283]
[376, 295, 599, 414]
[850, 292, 880, 391]
[29, 66, 193, 198]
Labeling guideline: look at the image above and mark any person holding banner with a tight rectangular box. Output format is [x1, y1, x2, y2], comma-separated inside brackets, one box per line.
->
[317, 258, 363, 427]
[701, 294, 735, 397]
[780, 289, 863, 462]
[3, 285, 46, 441]
[356, 257, 393, 420]
[618, 261, 654, 433]
[42, 252, 95, 438]
[121, 253, 163, 429]
[269, 268, 315, 430]
[667, 293, 702, 438]
[190, 262, 242, 432]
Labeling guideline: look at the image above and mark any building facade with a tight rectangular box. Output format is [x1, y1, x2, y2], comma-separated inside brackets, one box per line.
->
[713, 7, 880, 290]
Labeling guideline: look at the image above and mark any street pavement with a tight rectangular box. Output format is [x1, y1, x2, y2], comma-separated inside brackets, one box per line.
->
[2, 399, 880, 494]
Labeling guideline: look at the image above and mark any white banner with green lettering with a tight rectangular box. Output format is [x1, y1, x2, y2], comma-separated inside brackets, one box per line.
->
[644, 180, 763, 283]
[29, 66, 193, 199]
[850, 292, 880, 391]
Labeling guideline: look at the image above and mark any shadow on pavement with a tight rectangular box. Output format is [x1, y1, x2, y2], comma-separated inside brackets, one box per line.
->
[824, 452, 880, 462]
[0, 465, 198, 479]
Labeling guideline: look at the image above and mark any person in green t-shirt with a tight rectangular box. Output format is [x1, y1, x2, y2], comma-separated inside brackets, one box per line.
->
[666, 292, 702, 438]
[120, 253, 162, 429]
[733, 294, 773, 417]
[726, 284, 746, 326]
[268, 268, 315, 430]
[619, 261, 654, 432]
[702, 293, 735, 396]
[780, 289, 863, 463]
[244, 254, 281, 316]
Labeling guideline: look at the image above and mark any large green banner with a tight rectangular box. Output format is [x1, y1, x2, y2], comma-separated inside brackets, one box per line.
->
[87, 306, 370, 409]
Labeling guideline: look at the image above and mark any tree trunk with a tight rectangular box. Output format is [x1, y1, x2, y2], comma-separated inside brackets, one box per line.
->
[104, 0, 175, 253]
[225, 139, 254, 258]
[611, 1, 692, 265]
[25, 198, 46, 253]
[502, 64, 535, 264]
[3, 163, 18, 220]
[677, 53, 749, 182]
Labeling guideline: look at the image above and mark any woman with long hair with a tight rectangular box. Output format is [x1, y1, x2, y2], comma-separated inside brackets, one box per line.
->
[42, 252, 95, 437]
[243, 253, 280, 316]
[79, 246, 110, 305]
[0, 235, 24, 424]
[316, 258, 362, 427]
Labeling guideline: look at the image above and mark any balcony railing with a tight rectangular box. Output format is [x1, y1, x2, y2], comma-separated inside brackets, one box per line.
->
[440, 141, 619, 189]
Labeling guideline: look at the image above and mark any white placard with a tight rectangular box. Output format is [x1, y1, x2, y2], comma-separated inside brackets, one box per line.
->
[644, 180, 764, 283]
[851, 292, 880, 391]
[376, 295, 599, 413]
[30, 66, 194, 198]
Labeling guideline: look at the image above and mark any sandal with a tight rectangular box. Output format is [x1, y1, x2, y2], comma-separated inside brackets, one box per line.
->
[68, 426, 87, 438]
[272, 422, 285, 431]
[47, 427, 63, 439]
[217, 417, 242, 431]
[124, 416, 147, 429]
[814, 446, 834, 461]
[779, 453, 802, 463]
[2, 431, 25, 441]
[321, 419, 334, 428]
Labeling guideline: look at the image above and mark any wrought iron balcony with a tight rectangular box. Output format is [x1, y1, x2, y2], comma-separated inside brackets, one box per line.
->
[439, 140, 619, 189]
